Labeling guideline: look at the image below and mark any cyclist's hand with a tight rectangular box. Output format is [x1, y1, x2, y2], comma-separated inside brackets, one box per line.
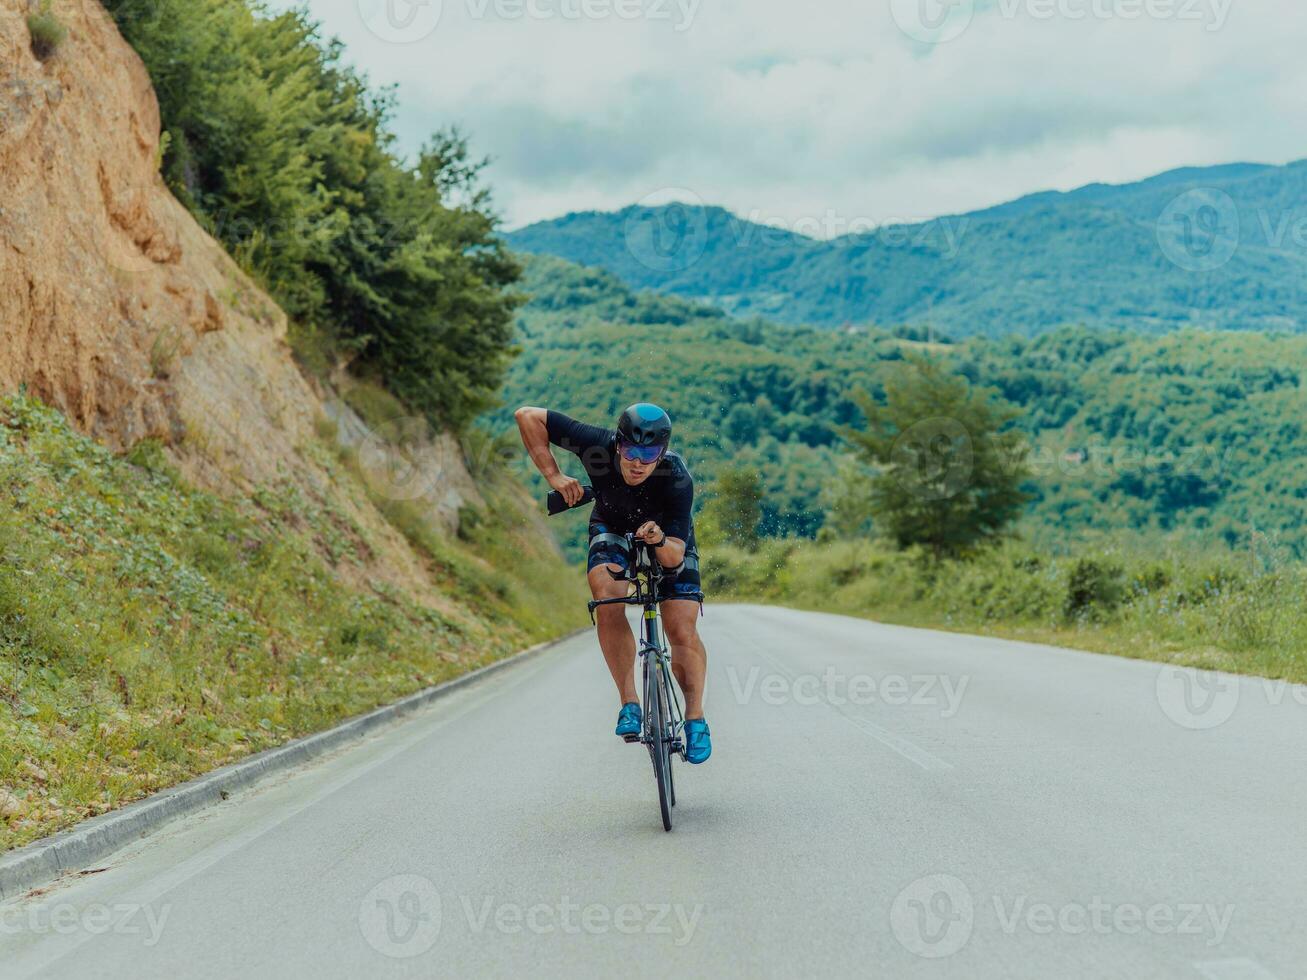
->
[635, 521, 664, 545]
[549, 473, 584, 507]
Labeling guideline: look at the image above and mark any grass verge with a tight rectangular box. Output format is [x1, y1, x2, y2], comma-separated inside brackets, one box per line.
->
[0, 394, 586, 850]
[702, 537, 1307, 683]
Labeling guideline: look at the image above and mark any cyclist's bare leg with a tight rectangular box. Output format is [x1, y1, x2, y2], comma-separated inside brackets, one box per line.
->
[588, 563, 638, 704]
[661, 599, 707, 719]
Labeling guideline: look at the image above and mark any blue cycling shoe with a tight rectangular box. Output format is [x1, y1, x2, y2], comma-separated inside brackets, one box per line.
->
[684, 718, 712, 764]
[615, 702, 642, 741]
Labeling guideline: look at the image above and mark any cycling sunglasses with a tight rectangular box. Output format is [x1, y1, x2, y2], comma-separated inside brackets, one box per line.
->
[617, 438, 667, 464]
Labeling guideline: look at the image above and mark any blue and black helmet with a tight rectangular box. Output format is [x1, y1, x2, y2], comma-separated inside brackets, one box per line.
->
[617, 403, 672, 463]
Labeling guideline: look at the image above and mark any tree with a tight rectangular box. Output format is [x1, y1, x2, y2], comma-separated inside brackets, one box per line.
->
[843, 357, 1031, 557]
[698, 468, 763, 549]
[818, 455, 876, 540]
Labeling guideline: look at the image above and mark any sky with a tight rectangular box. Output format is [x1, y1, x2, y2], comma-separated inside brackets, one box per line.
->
[267, 0, 1307, 235]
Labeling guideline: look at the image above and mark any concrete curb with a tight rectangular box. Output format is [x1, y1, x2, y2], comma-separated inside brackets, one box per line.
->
[0, 629, 587, 902]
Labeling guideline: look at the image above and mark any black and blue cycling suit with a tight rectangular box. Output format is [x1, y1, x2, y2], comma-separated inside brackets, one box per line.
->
[546, 410, 704, 605]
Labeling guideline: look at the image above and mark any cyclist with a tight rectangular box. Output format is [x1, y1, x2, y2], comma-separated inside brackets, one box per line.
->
[515, 403, 711, 764]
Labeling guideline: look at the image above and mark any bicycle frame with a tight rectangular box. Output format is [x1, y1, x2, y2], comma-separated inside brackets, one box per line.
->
[552, 483, 688, 830]
[587, 535, 686, 760]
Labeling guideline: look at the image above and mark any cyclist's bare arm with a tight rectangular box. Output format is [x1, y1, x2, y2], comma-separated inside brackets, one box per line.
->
[514, 406, 585, 505]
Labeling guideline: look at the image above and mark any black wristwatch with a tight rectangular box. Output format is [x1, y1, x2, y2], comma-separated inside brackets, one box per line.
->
[652, 534, 668, 548]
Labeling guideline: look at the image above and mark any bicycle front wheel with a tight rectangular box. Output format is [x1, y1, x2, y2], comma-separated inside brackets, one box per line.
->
[644, 651, 672, 832]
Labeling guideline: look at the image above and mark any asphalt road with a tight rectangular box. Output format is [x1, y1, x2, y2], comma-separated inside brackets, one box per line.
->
[2, 604, 1305, 979]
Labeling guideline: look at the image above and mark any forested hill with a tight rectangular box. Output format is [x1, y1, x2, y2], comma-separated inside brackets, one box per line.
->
[507, 159, 1307, 338]
[498, 255, 1307, 558]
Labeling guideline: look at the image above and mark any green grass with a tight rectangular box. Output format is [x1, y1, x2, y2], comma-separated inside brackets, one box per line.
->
[341, 381, 410, 435]
[703, 536, 1307, 683]
[0, 394, 586, 850]
[26, 1, 67, 60]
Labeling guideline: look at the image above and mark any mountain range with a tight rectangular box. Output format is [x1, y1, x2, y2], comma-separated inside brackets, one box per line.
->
[507, 160, 1307, 337]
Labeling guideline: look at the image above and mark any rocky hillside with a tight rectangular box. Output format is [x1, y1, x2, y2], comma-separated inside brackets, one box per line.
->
[1, 0, 314, 477]
[0, 0, 584, 850]
[0, 0, 534, 589]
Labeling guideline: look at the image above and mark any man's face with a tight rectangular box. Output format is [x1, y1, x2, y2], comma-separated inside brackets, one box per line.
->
[618, 451, 659, 486]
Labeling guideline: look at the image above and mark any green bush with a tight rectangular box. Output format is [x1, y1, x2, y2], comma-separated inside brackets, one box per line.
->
[342, 382, 409, 435]
[1063, 557, 1123, 620]
[103, 0, 520, 430]
[26, 2, 67, 60]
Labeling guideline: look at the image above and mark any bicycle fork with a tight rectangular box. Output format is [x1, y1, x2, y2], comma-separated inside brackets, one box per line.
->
[640, 608, 684, 757]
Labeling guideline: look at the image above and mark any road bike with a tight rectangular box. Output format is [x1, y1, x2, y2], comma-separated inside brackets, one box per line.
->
[549, 486, 686, 831]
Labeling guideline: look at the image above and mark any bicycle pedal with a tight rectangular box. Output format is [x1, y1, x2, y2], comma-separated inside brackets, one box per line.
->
[622, 733, 641, 744]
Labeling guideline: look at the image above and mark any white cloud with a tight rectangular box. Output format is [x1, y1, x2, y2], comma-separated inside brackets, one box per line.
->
[270, 0, 1307, 233]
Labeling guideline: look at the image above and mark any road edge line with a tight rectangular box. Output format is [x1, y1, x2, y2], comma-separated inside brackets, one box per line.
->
[0, 628, 588, 902]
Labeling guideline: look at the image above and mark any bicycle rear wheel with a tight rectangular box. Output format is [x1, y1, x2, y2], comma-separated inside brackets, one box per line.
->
[644, 650, 672, 832]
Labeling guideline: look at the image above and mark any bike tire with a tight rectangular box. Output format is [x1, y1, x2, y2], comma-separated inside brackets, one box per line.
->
[661, 662, 677, 808]
[645, 652, 672, 832]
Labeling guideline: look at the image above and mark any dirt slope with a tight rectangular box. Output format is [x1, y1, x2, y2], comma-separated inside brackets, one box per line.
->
[0, 0, 523, 593]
